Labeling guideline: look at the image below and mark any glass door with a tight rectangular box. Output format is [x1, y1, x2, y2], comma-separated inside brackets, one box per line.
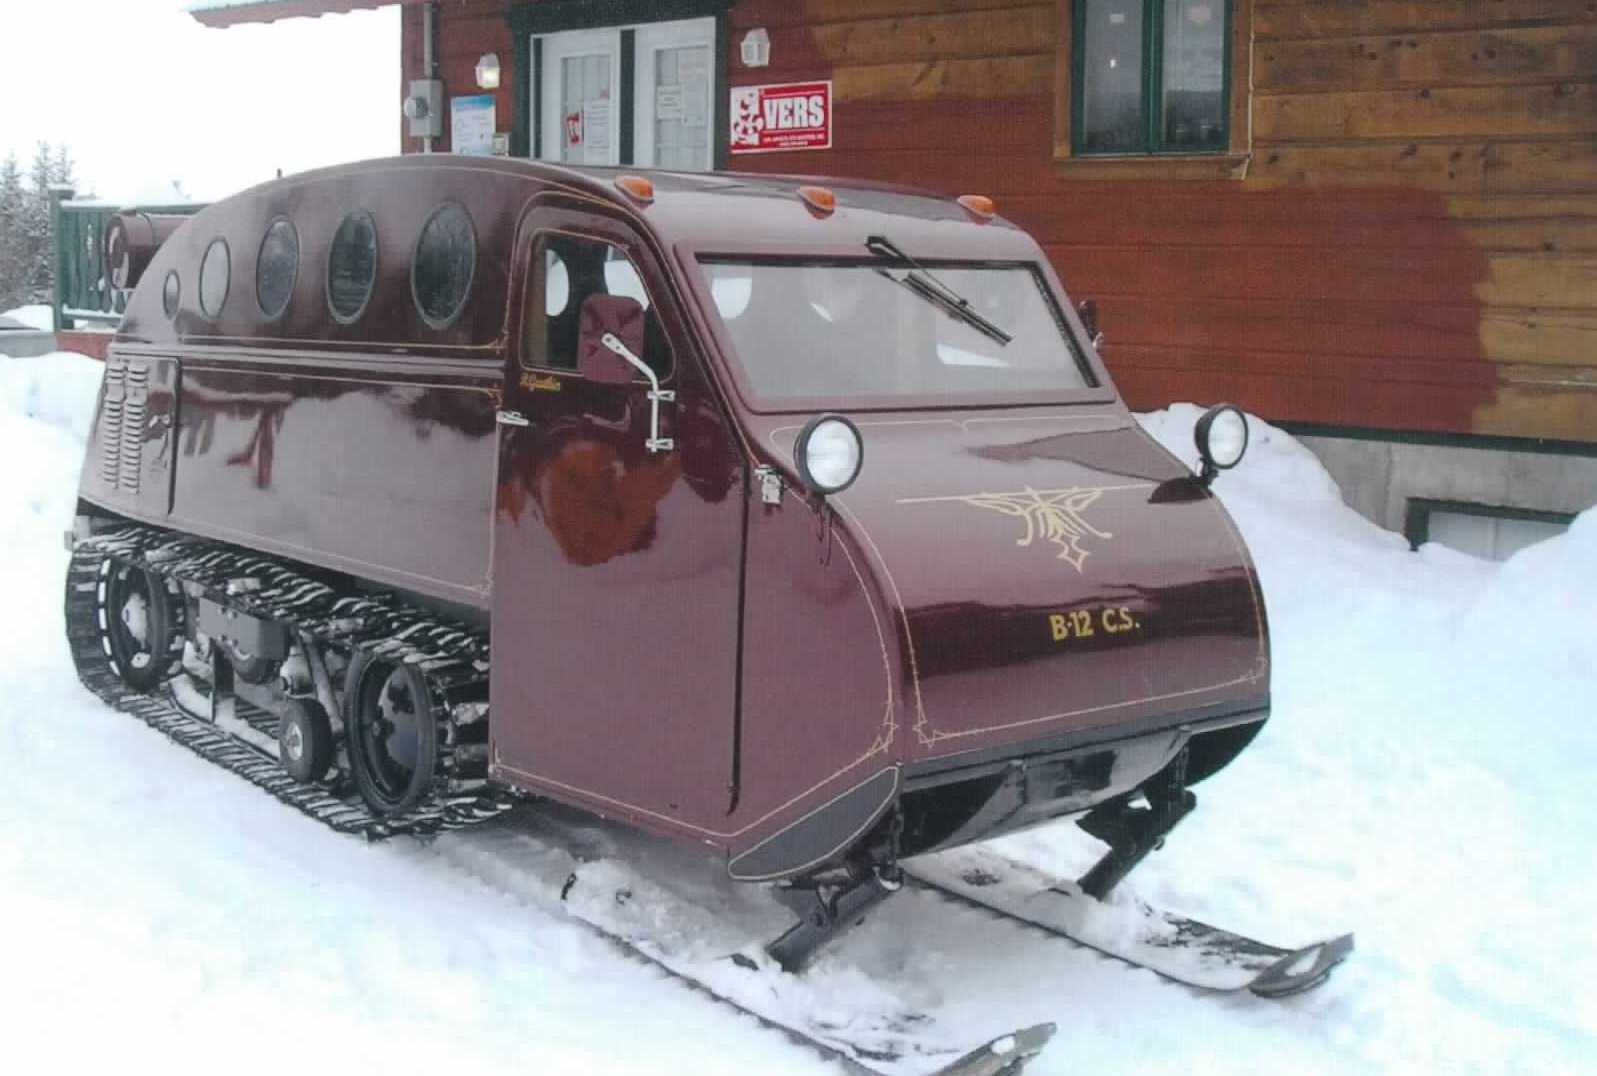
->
[539, 28, 621, 165]
[634, 18, 715, 171]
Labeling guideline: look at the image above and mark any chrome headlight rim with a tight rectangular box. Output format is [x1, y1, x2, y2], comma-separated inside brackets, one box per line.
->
[1194, 403, 1249, 474]
[794, 412, 864, 496]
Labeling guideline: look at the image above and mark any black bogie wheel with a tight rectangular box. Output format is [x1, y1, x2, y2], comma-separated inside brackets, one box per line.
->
[346, 656, 439, 816]
[98, 558, 182, 692]
[277, 698, 335, 784]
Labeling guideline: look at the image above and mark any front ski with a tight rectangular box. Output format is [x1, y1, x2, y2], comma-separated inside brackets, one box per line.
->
[904, 846, 1352, 997]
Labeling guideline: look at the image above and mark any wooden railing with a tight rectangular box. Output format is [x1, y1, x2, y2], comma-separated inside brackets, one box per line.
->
[50, 188, 205, 330]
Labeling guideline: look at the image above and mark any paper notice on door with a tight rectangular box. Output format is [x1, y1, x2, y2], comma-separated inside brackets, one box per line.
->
[583, 99, 611, 158]
[656, 85, 684, 121]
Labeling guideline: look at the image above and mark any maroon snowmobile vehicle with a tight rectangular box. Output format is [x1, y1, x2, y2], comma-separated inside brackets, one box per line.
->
[65, 156, 1350, 1074]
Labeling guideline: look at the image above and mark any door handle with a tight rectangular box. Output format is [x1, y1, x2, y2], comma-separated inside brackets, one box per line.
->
[496, 410, 530, 428]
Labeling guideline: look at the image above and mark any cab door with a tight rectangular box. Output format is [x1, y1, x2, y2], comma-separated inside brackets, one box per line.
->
[489, 208, 746, 832]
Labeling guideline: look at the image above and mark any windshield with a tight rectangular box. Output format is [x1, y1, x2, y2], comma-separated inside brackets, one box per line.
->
[696, 258, 1097, 408]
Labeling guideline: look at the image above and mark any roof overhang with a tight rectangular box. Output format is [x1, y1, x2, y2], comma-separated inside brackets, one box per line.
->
[186, 0, 421, 28]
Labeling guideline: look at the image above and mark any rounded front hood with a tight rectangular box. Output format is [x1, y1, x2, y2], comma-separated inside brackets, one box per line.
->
[762, 408, 1270, 763]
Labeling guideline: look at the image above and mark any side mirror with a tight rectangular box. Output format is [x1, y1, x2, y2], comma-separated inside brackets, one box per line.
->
[1077, 298, 1104, 349]
[578, 294, 645, 385]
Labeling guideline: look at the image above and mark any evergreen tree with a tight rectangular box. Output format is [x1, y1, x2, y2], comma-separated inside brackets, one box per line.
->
[0, 141, 78, 314]
[0, 153, 26, 312]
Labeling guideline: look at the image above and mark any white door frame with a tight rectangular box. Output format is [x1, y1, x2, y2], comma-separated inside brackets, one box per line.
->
[633, 16, 717, 171]
[536, 27, 622, 165]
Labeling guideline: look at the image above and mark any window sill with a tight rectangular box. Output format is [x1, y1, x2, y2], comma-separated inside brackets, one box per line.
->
[1052, 152, 1251, 182]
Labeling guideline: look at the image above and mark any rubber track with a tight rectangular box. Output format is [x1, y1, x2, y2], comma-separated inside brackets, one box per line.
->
[65, 523, 515, 840]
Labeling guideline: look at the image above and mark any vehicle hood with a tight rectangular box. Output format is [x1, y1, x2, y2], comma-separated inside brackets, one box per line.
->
[760, 409, 1270, 763]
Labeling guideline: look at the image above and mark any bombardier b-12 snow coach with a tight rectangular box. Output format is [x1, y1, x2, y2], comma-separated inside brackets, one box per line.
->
[66, 157, 1350, 1073]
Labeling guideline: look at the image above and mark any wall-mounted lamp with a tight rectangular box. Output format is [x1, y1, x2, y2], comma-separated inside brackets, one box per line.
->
[475, 52, 501, 90]
[740, 28, 770, 68]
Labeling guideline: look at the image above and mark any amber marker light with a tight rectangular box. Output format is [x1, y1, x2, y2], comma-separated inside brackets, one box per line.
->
[957, 194, 996, 221]
[797, 185, 837, 216]
[615, 175, 655, 205]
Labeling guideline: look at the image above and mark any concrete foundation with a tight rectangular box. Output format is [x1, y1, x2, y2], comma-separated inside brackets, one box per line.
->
[1295, 433, 1597, 541]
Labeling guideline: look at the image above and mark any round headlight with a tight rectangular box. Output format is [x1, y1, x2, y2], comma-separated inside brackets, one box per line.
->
[795, 413, 863, 495]
[1195, 403, 1249, 474]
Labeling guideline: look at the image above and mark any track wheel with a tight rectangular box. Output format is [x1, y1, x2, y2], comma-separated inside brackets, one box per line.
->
[97, 558, 183, 692]
[346, 657, 439, 816]
[277, 699, 334, 784]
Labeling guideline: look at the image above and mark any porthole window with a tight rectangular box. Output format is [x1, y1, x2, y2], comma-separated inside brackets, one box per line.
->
[327, 210, 378, 323]
[199, 238, 230, 319]
[256, 218, 299, 320]
[411, 202, 476, 329]
[162, 270, 180, 319]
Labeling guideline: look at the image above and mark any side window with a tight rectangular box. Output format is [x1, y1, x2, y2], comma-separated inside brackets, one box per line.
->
[412, 201, 476, 329]
[199, 238, 230, 319]
[525, 233, 672, 379]
[328, 210, 378, 323]
[256, 218, 299, 319]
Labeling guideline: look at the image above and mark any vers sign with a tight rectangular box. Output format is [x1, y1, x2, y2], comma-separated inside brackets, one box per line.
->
[730, 80, 833, 154]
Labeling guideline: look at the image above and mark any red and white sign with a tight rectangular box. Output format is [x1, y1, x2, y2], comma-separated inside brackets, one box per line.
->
[729, 80, 832, 154]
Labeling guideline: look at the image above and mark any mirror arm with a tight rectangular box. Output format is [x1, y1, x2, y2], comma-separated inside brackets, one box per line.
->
[601, 332, 675, 453]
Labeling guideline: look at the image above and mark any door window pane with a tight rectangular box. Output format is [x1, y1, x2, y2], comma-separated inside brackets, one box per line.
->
[561, 54, 612, 164]
[652, 45, 711, 170]
[526, 235, 670, 377]
[1080, 1, 1145, 153]
[1161, 0, 1226, 151]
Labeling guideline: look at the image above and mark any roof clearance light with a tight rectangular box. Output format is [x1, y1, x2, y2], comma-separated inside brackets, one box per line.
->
[797, 185, 837, 217]
[957, 194, 996, 220]
[615, 175, 655, 205]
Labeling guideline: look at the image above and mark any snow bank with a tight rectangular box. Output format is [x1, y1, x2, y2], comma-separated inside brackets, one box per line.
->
[1, 303, 55, 331]
[0, 353, 103, 566]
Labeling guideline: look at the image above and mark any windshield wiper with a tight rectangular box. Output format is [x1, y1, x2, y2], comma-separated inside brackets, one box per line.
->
[866, 234, 1012, 346]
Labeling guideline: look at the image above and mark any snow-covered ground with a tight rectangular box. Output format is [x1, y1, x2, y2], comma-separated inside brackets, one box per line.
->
[1, 304, 54, 331]
[2, 354, 1592, 1074]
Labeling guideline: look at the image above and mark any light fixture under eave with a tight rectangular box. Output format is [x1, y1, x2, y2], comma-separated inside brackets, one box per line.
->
[741, 28, 770, 68]
[475, 53, 501, 90]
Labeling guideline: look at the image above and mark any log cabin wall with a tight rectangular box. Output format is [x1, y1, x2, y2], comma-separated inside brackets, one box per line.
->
[411, 0, 1597, 459]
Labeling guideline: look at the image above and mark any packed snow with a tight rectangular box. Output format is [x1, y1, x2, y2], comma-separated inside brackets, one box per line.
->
[1, 355, 1592, 1074]
[1, 304, 54, 331]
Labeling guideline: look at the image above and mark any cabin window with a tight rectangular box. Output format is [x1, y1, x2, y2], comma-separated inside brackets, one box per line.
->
[525, 233, 671, 379]
[199, 238, 230, 320]
[327, 210, 378, 324]
[412, 202, 476, 329]
[1067, 0, 1238, 160]
[256, 218, 299, 320]
[162, 270, 180, 319]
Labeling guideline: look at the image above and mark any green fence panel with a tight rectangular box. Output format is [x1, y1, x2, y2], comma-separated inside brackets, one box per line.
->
[51, 192, 205, 330]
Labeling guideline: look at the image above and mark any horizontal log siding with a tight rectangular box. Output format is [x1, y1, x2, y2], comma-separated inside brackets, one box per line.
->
[1249, 0, 1597, 439]
[407, 0, 1597, 442]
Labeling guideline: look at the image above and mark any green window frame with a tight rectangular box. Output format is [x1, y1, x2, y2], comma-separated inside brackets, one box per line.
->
[1071, 0, 1232, 157]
